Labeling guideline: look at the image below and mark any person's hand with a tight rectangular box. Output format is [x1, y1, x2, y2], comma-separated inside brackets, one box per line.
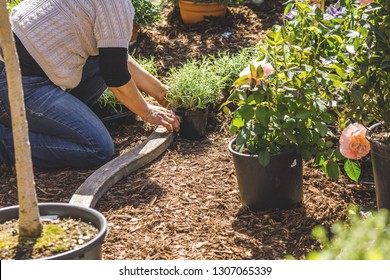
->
[141, 104, 180, 133]
[154, 84, 170, 108]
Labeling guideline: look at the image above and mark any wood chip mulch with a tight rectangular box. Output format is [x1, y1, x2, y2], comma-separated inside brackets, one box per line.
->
[95, 113, 376, 260]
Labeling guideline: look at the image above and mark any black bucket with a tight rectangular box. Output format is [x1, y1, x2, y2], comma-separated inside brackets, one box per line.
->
[367, 122, 390, 210]
[174, 107, 209, 140]
[228, 138, 303, 211]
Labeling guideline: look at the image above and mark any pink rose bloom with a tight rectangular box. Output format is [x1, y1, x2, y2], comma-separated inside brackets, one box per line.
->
[239, 60, 274, 84]
[359, 0, 373, 5]
[339, 123, 371, 160]
[261, 61, 275, 77]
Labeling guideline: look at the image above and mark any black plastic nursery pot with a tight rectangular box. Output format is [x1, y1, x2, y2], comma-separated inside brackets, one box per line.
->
[0, 203, 108, 260]
[366, 122, 390, 210]
[228, 138, 303, 211]
[174, 107, 209, 140]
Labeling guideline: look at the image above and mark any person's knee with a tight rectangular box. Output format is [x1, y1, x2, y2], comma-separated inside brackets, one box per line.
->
[92, 137, 114, 165]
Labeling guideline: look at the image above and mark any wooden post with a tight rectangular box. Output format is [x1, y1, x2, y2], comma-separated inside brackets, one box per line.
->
[0, 0, 42, 237]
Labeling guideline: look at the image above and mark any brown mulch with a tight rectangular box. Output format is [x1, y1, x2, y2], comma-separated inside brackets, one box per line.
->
[0, 1, 377, 260]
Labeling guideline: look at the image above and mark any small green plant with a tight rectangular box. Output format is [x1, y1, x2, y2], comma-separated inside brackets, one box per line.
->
[96, 88, 121, 111]
[305, 206, 390, 260]
[6, 0, 22, 13]
[135, 55, 159, 77]
[132, 0, 165, 27]
[165, 58, 222, 110]
[208, 47, 260, 92]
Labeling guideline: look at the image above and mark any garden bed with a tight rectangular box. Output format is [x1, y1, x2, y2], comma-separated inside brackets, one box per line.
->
[0, 1, 377, 259]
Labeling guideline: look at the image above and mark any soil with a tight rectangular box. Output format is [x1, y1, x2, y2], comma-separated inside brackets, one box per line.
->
[0, 1, 377, 260]
[0, 217, 98, 260]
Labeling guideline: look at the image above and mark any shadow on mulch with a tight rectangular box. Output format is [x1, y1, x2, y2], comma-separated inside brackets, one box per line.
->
[99, 178, 166, 212]
[232, 206, 322, 259]
[0, 1, 379, 260]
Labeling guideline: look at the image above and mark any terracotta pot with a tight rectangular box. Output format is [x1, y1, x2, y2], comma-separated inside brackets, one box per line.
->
[366, 122, 390, 210]
[178, 0, 228, 24]
[228, 138, 303, 211]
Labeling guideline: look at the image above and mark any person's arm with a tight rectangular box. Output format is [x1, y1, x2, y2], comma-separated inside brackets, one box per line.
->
[98, 47, 179, 132]
[110, 79, 179, 132]
[126, 55, 169, 107]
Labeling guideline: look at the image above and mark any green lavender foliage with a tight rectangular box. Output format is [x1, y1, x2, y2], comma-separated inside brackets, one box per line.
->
[307, 206, 390, 260]
[7, 0, 22, 13]
[165, 58, 222, 110]
[208, 47, 260, 92]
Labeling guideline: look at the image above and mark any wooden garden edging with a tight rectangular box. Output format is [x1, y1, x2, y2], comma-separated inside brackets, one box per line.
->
[69, 126, 174, 208]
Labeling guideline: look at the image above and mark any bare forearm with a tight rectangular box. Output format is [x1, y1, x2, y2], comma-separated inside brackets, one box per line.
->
[110, 78, 149, 119]
[127, 55, 168, 106]
[109, 78, 180, 132]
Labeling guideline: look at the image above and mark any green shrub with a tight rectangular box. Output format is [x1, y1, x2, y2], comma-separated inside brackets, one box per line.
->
[330, 0, 390, 131]
[208, 47, 259, 92]
[165, 47, 260, 110]
[133, 0, 165, 27]
[134, 55, 159, 77]
[165, 58, 222, 110]
[306, 206, 390, 260]
[7, 0, 22, 13]
[96, 88, 121, 111]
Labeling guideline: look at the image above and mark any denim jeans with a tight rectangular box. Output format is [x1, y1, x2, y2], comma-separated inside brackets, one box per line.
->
[0, 56, 114, 169]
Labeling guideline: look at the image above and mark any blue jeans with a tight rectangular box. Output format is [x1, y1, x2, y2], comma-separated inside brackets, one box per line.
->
[0, 57, 114, 169]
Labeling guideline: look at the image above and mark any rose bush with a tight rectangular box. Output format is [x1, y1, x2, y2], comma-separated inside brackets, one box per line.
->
[327, 0, 389, 131]
[223, 0, 388, 181]
[321, 0, 390, 181]
[222, 0, 340, 167]
[238, 59, 275, 85]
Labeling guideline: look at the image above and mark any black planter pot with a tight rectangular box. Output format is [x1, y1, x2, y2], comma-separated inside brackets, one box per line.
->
[366, 122, 390, 210]
[0, 203, 108, 260]
[174, 107, 209, 140]
[228, 138, 303, 211]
